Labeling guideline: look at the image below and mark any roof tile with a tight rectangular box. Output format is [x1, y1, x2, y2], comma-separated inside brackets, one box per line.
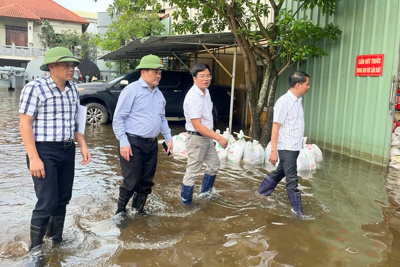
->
[0, 0, 89, 24]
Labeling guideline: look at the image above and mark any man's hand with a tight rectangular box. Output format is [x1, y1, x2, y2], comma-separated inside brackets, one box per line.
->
[269, 151, 278, 165]
[217, 136, 228, 149]
[80, 147, 91, 165]
[165, 140, 174, 157]
[120, 145, 132, 161]
[29, 156, 45, 179]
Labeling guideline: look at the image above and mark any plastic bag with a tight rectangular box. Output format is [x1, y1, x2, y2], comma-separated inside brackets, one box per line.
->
[227, 130, 246, 163]
[242, 140, 265, 164]
[264, 141, 279, 165]
[172, 132, 188, 157]
[215, 129, 230, 160]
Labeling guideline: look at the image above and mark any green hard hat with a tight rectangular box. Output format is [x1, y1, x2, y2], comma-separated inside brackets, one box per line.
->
[40, 47, 80, 71]
[135, 54, 166, 70]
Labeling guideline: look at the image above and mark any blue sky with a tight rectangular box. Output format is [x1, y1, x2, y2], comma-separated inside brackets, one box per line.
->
[54, 0, 114, 13]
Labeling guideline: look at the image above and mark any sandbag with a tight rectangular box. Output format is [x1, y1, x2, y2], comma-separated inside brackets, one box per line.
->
[172, 132, 188, 157]
[242, 140, 264, 164]
[227, 130, 246, 163]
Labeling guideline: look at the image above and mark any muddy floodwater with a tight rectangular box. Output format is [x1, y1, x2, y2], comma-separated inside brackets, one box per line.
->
[1, 86, 400, 267]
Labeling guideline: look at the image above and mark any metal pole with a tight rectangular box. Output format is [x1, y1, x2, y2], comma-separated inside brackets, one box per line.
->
[229, 46, 237, 133]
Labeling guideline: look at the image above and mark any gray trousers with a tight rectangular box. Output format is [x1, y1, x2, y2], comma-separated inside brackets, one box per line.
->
[183, 134, 221, 186]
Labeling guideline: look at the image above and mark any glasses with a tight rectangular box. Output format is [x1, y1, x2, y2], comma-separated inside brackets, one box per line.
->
[55, 62, 76, 69]
[197, 74, 212, 79]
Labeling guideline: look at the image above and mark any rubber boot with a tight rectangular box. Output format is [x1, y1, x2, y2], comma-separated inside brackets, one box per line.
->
[200, 173, 216, 194]
[45, 215, 65, 243]
[30, 224, 47, 250]
[115, 196, 129, 215]
[132, 193, 148, 214]
[287, 191, 304, 216]
[181, 184, 194, 206]
[258, 174, 278, 196]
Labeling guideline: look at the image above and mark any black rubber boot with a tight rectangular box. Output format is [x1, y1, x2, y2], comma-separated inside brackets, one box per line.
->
[30, 224, 47, 250]
[258, 174, 278, 196]
[287, 191, 304, 216]
[132, 193, 148, 214]
[116, 196, 129, 215]
[45, 215, 65, 243]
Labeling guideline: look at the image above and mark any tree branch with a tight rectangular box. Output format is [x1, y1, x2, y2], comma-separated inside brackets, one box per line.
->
[293, 0, 309, 17]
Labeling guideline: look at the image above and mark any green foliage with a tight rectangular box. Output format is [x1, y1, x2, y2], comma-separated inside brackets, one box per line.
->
[92, 0, 165, 71]
[38, 20, 97, 61]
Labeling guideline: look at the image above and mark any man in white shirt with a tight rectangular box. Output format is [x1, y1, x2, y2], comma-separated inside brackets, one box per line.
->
[181, 63, 228, 206]
[258, 71, 310, 216]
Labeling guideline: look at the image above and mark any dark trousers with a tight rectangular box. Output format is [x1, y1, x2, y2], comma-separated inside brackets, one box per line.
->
[270, 150, 300, 193]
[27, 142, 76, 227]
[118, 135, 158, 202]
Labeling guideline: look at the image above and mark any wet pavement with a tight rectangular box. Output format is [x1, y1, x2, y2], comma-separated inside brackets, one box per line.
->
[1, 86, 400, 266]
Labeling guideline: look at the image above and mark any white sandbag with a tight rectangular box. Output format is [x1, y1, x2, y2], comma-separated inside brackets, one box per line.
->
[215, 129, 232, 160]
[242, 140, 265, 164]
[311, 144, 323, 162]
[264, 141, 280, 165]
[224, 127, 236, 144]
[390, 147, 400, 156]
[172, 132, 188, 157]
[227, 130, 246, 163]
[395, 127, 400, 136]
[297, 150, 317, 171]
[302, 144, 316, 160]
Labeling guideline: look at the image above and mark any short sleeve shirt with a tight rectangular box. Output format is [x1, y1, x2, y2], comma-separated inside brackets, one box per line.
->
[273, 90, 304, 151]
[19, 76, 79, 141]
[183, 84, 213, 131]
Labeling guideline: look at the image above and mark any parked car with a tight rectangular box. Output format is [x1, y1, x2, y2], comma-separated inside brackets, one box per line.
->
[78, 70, 234, 126]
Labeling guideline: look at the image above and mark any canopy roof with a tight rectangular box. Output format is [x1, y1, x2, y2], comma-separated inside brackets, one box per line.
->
[100, 32, 236, 60]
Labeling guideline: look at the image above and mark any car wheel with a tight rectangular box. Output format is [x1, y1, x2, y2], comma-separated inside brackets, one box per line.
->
[212, 106, 218, 129]
[85, 103, 109, 124]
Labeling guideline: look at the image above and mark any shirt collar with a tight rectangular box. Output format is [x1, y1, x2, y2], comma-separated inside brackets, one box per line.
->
[287, 89, 302, 102]
[139, 77, 159, 92]
[46, 76, 72, 91]
[193, 84, 208, 96]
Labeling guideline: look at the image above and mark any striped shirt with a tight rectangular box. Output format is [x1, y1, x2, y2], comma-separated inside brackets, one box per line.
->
[183, 84, 213, 131]
[273, 90, 304, 151]
[112, 78, 172, 148]
[19, 76, 79, 142]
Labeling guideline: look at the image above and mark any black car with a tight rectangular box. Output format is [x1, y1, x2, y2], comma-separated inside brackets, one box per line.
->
[78, 70, 234, 126]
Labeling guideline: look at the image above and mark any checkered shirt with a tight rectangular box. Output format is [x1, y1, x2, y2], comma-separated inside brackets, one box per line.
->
[19, 76, 79, 142]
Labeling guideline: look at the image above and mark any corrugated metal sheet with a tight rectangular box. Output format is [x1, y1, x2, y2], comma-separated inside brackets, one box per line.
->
[276, 0, 400, 165]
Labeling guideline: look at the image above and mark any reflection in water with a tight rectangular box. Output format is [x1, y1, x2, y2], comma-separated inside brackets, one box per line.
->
[0, 87, 400, 266]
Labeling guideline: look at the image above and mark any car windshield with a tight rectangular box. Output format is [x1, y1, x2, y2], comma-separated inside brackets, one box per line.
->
[108, 71, 133, 84]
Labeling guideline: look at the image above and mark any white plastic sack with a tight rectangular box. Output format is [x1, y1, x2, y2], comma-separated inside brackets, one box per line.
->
[223, 127, 236, 144]
[227, 130, 246, 163]
[311, 144, 323, 162]
[264, 142, 280, 165]
[172, 132, 188, 157]
[297, 150, 317, 171]
[242, 140, 265, 164]
[215, 129, 231, 160]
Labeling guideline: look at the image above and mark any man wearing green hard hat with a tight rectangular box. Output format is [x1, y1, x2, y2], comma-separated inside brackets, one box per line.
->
[19, 47, 91, 250]
[113, 54, 173, 216]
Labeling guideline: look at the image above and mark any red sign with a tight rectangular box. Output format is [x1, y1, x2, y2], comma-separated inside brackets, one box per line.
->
[355, 54, 384, 76]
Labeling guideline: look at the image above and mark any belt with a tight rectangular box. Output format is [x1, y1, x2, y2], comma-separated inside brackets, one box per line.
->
[35, 140, 74, 146]
[187, 131, 203, 136]
[126, 133, 157, 142]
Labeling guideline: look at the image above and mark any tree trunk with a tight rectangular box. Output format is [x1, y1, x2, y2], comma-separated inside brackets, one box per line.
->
[260, 68, 278, 145]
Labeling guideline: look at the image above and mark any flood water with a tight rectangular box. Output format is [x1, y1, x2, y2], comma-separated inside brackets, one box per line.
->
[1, 86, 400, 267]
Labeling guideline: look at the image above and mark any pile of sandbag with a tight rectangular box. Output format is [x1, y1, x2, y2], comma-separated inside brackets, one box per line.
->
[264, 138, 323, 171]
[170, 130, 323, 171]
[390, 127, 400, 169]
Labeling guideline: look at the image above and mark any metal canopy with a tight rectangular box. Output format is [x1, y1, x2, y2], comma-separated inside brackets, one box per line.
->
[100, 32, 236, 60]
